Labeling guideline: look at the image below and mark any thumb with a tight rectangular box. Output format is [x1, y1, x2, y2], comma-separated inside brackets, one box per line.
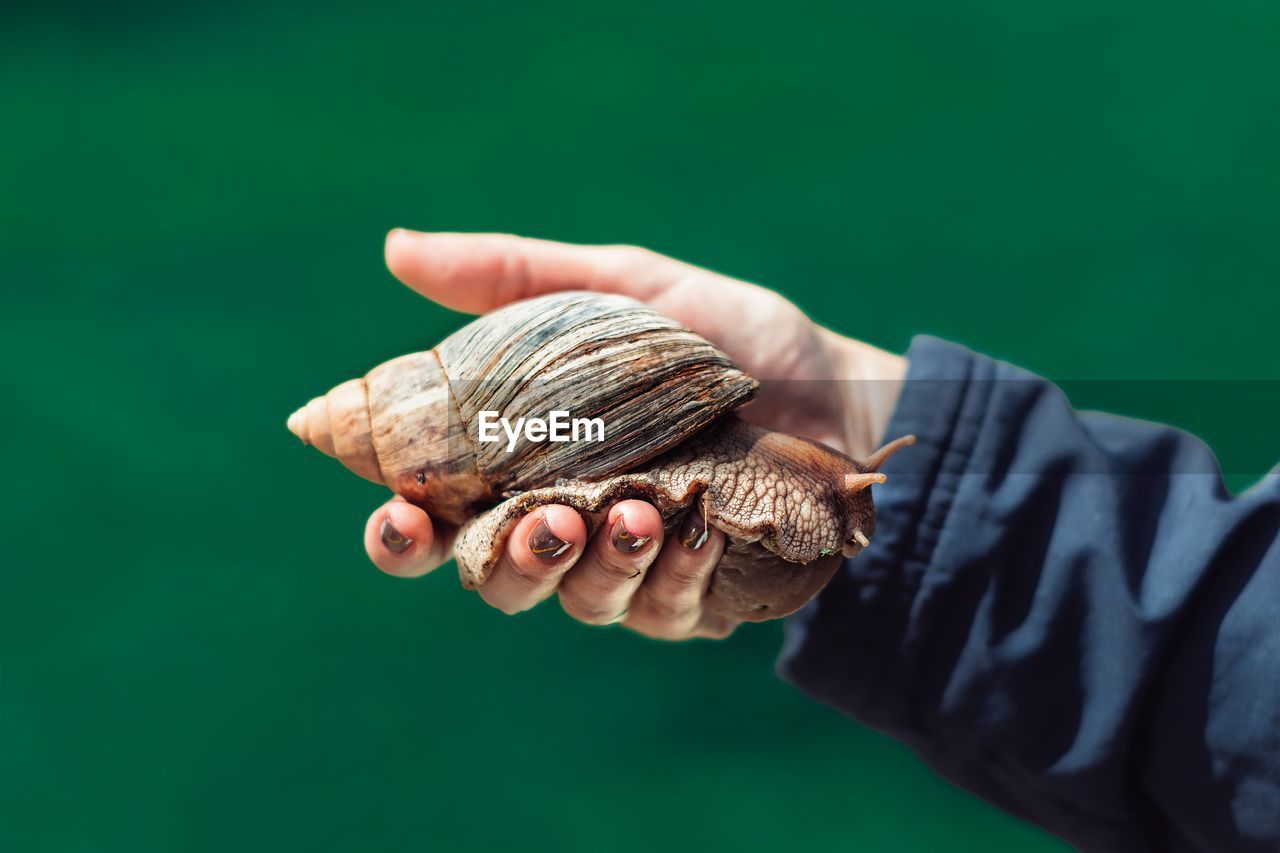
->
[383, 229, 679, 314]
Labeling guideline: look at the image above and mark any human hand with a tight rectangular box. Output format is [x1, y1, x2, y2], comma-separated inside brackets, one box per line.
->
[364, 231, 907, 639]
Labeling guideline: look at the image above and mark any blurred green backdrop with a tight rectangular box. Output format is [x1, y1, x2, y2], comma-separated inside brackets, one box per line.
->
[3, 1, 1278, 850]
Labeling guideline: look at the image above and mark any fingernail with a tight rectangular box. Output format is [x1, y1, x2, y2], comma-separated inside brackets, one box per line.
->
[680, 507, 710, 550]
[529, 515, 572, 560]
[610, 515, 652, 554]
[380, 518, 413, 553]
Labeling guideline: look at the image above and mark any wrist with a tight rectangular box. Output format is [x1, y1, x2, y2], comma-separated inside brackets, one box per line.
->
[820, 329, 908, 457]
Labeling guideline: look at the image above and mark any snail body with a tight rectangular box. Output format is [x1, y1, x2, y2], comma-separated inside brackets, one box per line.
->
[288, 292, 911, 621]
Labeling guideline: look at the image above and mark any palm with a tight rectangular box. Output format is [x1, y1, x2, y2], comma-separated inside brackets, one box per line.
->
[381, 231, 900, 460]
[640, 277, 856, 453]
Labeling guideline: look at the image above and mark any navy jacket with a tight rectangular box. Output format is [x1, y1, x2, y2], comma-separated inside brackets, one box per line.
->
[779, 337, 1280, 852]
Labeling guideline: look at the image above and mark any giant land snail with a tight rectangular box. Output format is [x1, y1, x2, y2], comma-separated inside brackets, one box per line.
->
[288, 292, 913, 621]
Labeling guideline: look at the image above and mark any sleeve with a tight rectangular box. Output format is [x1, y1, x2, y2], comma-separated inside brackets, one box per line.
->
[777, 336, 1280, 852]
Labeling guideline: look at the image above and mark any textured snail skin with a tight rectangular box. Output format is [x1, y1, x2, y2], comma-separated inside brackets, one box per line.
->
[288, 291, 912, 621]
[453, 416, 907, 621]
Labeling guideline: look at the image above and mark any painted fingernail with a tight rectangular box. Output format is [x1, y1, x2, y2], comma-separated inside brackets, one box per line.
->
[610, 515, 652, 554]
[680, 507, 710, 550]
[380, 518, 413, 553]
[529, 515, 572, 560]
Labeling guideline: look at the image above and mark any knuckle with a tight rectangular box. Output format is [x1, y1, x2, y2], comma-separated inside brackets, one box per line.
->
[500, 248, 536, 294]
[602, 244, 662, 275]
[557, 587, 617, 626]
[621, 611, 691, 642]
[662, 558, 711, 590]
[605, 243, 653, 262]
[695, 618, 739, 640]
[597, 554, 647, 584]
[479, 587, 534, 616]
[635, 589, 695, 624]
[433, 255, 470, 290]
[506, 556, 559, 589]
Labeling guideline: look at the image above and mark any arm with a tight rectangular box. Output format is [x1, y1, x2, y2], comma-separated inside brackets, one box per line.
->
[780, 337, 1280, 851]
[356, 232, 1280, 846]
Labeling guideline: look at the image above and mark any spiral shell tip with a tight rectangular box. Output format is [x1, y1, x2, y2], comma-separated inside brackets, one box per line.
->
[287, 407, 310, 444]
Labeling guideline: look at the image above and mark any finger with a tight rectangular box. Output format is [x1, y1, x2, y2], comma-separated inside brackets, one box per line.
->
[364, 497, 455, 578]
[558, 500, 663, 626]
[691, 611, 740, 640]
[478, 505, 587, 615]
[384, 229, 682, 314]
[384, 230, 796, 381]
[624, 507, 726, 640]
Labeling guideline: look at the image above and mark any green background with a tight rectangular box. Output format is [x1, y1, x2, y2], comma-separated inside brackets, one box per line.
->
[4, 1, 1278, 850]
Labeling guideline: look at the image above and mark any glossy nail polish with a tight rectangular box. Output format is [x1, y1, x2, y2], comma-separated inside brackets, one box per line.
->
[610, 515, 652, 554]
[680, 507, 710, 550]
[380, 518, 413, 553]
[529, 516, 572, 560]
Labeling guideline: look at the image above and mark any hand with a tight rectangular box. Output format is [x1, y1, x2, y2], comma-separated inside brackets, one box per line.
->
[364, 231, 907, 639]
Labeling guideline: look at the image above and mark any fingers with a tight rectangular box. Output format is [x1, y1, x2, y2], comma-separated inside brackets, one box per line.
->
[690, 611, 740, 640]
[364, 497, 456, 578]
[384, 229, 681, 314]
[557, 500, 664, 625]
[477, 505, 588, 615]
[383, 229, 798, 388]
[623, 507, 727, 640]
[366, 493, 739, 640]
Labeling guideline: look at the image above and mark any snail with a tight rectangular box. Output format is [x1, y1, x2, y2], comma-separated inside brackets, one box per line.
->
[287, 292, 913, 622]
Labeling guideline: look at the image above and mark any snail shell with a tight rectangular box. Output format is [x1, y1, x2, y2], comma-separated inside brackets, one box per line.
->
[288, 292, 758, 524]
[288, 291, 912, 621]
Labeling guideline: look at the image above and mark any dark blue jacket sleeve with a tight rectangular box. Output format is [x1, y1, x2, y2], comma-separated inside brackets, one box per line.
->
[778, 337, 1280, 852]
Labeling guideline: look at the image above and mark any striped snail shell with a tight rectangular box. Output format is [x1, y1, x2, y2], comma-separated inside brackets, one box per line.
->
[287, 292, 758, 524]
[288, 291, 911, 621]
